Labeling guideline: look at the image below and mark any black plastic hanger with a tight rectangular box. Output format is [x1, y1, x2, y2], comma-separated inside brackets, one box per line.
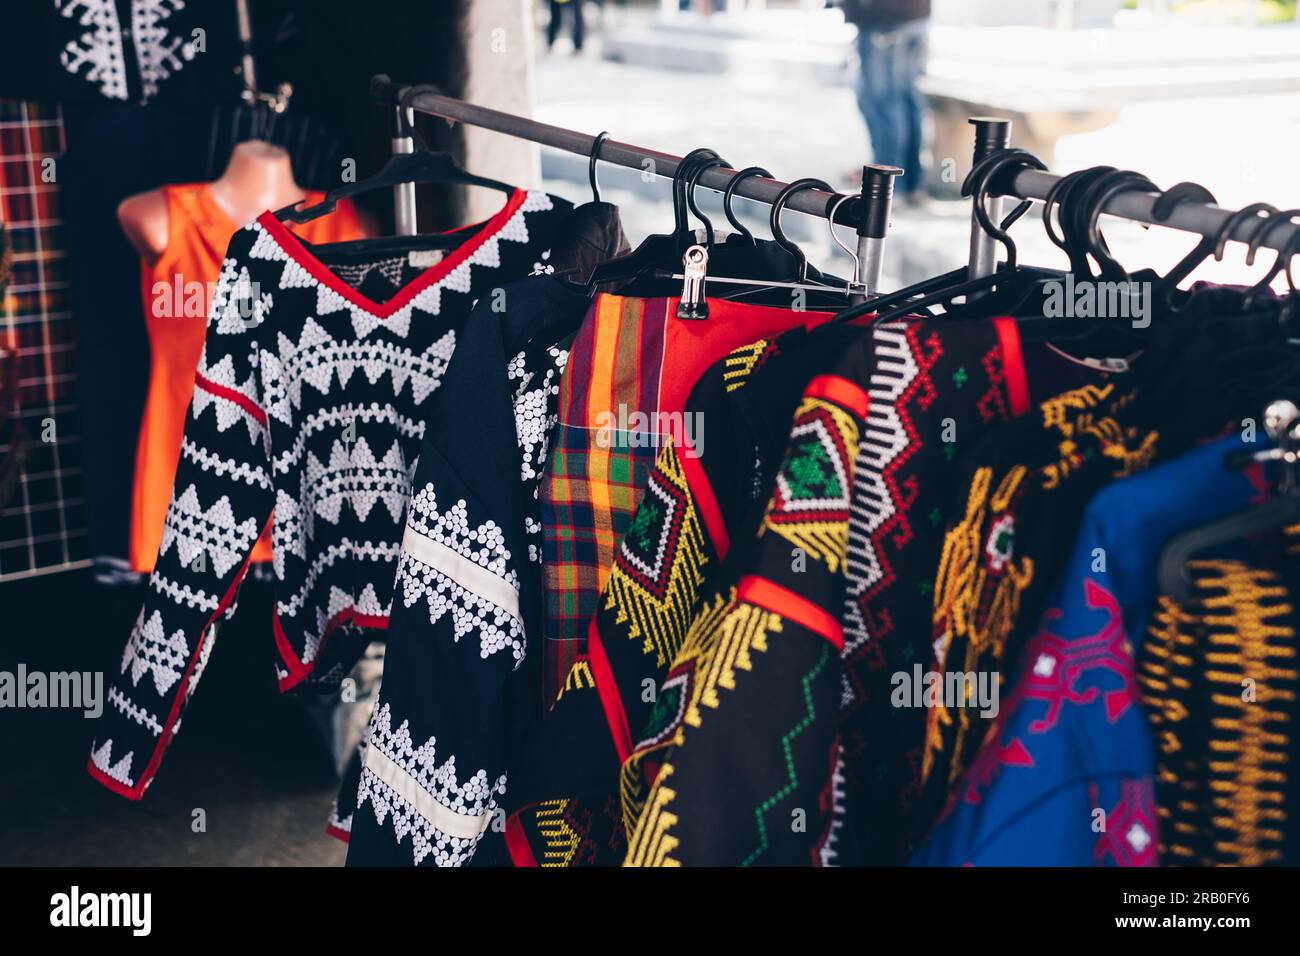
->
[1150, 182, 1220, 312]
[576, 147, 721, 295]
[1157, 401, 1300, 603]
[274, 80, 515, 230]
[589, 131, 611, 203]
[1241, 209, 1300, 310]
[722, 166, 772, 244]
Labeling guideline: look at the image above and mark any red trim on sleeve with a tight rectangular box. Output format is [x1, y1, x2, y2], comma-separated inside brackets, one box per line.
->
[193, 372, 268, 425]
[678, 447, 730, 559]
[736, 575, 845, 650]
[805, 374, 870, 419]
[586, 617, 634, 763]
[992, 317, 1030, 417]
[325, 822, 351, 844]
[505, 813, 540, 867]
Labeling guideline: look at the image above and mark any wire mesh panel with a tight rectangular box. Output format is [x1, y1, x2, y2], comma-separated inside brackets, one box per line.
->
[0, 99, 88, 581]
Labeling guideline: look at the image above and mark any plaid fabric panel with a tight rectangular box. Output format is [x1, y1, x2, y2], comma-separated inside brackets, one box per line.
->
[542, 294, 666, 702]
[0, 100, 87, 580]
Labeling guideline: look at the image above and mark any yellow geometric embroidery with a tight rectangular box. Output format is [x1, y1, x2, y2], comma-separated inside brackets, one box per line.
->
[534, 799, 582, 867]
[603, 440, 710, 668]
[624, 764, 681, 866]
[619, 589, 734, 833]
[722, 339, 771, 392]
[555, 660, 595, 702]
[759, 395, 860, 574]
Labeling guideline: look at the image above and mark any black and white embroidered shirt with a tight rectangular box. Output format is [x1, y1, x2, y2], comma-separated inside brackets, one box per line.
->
[88, 189, 574, 799]
[342, 276, 591, 866]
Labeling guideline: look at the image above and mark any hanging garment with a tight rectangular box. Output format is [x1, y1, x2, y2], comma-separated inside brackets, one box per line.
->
[131, 184, 367, 573]
[324, 206, 628, 848]
[504, 322, 871, 866]
[336, 276, 590, 864]
[539, 294, 844, 704]
[915, 297, 1291, 843]
[1140, 530, 1300, 866]
[617, 318, 1113, 865]
[623, 353, 874, 866]
[88, 189, 589, 799]
[910, 433, 1269, 866]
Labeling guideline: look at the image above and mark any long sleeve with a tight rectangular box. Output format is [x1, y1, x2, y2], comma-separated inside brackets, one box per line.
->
[89, 252, 275, 799]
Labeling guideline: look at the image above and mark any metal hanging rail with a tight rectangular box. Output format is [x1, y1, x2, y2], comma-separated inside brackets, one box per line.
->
[369, 75, 866, 229]
[369, 77, 1300, 290]
[967, 117, 1300, 271]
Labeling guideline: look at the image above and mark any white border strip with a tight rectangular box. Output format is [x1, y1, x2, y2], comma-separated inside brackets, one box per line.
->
[401, 523, 520, 621]
[364, 745, 492, 841]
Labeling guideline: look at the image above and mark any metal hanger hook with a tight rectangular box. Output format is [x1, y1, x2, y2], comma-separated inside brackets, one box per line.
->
[770, 177, 835, 283]
[828, 193, 862, 288]
[588, 131, 611, 204]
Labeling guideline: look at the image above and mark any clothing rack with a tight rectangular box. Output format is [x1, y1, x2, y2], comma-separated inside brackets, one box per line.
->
[967, 116, 1300, 279]
[369, 75, 894, 293]
[369, 77, 1300, 299]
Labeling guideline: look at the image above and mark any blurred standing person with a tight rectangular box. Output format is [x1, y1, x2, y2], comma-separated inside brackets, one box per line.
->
[842, 0, 931, 204]
[548, 0, 586, 53]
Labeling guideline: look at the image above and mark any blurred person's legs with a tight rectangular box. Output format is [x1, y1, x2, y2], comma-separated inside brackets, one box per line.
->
[856, 18, 929, 198]
[548, 0, 584, 51]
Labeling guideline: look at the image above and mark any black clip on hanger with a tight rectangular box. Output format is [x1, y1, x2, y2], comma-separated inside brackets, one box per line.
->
[1157, 399, 1300, 603]
[589, 131, 611, 204]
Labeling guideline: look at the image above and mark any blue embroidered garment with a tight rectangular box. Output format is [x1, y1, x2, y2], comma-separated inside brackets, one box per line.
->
[911, 433, 1267, 866]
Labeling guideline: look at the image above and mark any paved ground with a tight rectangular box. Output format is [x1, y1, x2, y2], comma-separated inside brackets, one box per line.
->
[1, 572, 347, 866]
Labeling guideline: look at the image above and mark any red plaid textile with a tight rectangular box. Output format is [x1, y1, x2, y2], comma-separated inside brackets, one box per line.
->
[540, 293, 837, 703]
[0, 100, 86, 580]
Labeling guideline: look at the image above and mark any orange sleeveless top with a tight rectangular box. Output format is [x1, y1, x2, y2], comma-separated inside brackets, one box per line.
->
[131, 184, 367, 572]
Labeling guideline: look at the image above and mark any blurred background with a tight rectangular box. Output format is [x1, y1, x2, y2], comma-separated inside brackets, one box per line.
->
[523, 0, 1300, 292]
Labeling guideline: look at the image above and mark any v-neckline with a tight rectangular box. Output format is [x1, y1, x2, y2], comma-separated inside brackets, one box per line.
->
[254, 187, 529, 319]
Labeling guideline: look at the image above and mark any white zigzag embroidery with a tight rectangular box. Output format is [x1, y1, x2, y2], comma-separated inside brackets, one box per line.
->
[121, 607, 190, 695]
[356, 703, 506, 866]
[192, 352, 265, 446]
[399, 486, 524, 662]
[160, 484, 262, 577]
[258, 318, 455, 424]
[90, 738, 136, 786]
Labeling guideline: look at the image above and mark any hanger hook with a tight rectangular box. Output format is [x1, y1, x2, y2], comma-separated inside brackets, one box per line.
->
[1213, 202, 1277, 262]
[828, 193, 862, 288]
[1041, 166, 1115, 253]
[962, 148, 1047, 272]
[1081, 170, 1159, 282]
[1242, 209, 1300, 310]
[397, 83, 443, 151]
[673, 148, 721, 246]
[722, 166, 772, 245]
[686, 157, 729, 250]
[588, 131, 611, 204]
[770, 178, 834, 283]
